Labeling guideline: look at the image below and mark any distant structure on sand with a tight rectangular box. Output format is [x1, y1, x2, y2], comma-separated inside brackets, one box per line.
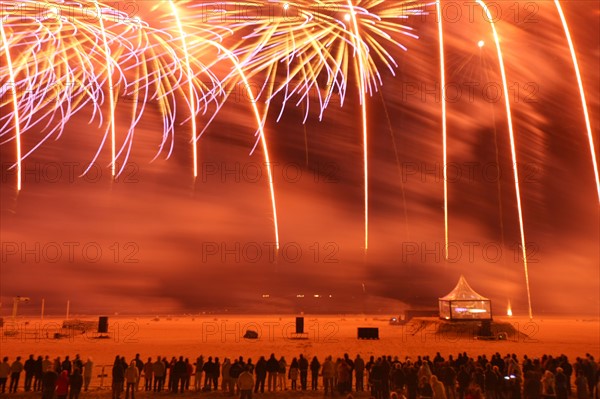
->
[438, 275, 492, 321]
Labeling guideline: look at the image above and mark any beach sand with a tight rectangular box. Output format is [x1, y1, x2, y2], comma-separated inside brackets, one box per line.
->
[1, 314, 597, 396]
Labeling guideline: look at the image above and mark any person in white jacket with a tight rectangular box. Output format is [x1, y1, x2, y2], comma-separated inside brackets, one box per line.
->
[238, 367, 254, 399]
[431, 375, 447, 399]
[124, 362, 139, 399]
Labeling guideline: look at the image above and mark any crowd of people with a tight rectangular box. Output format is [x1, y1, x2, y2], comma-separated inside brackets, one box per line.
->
[0, 352, 598, 399]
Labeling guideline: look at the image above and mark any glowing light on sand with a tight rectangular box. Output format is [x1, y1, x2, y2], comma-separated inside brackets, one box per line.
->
[507, 300, 513, 316]
[477, 0, 532, 319]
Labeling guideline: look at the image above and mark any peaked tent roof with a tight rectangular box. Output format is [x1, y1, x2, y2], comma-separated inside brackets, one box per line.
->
[439, 275, 489, 301]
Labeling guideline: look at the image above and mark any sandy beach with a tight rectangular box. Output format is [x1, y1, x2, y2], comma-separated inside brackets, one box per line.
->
[2, 315, 597, 374]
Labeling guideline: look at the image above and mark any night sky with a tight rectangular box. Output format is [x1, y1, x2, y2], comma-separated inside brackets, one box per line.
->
[1, 1, 598, 317]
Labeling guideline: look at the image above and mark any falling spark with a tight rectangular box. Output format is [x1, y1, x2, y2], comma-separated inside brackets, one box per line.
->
[346, 0, 370, 252]
[507, 300, 513, 316]
[93, 0, 117, 177]
[477, 0, 532, 320]
[436, 0, 448, 260]
[209, 0, 421, 250]
[0, 18, 21, 191]
[210, 41, 280, 250]
[169, 0, 198, 178]
[554, 0, 600, 201]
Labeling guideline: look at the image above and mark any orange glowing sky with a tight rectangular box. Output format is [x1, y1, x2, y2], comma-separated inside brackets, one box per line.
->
[1, 1, 598, 316]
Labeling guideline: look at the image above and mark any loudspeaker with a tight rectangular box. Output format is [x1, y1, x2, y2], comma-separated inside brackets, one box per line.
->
[357, 327, 379, 339]
[98, 316, 109, 333]
[295, 317, 304, 334]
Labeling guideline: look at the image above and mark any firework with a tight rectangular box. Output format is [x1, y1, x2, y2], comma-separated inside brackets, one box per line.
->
[181, 0, 422, 250]
[2, 1, 596, 310]
[554, 0, 599, 202]
[0, 0, 227, 180]
[436, 0, 448, 260]
[476, 0, 531, 319]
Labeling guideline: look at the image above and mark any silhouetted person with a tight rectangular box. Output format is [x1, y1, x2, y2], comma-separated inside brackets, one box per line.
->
[193, 356, 203, 391]
[266, 354, 278, 392]
[555, 368, 569, 399]
[42, 369, 58, 399]
[202, 357, 214, 391]
[62, 357, 72, 375]
[143, 357, 153, 391]
[354, 355, 365, 392]
[289, 358, 299, 390]
[73, 355, 83, 374]
[184, 358, 193, 391]
[56, 370, 69, 399]
[0, 357, 10, 394]
[254, 356, 267, 393]
[276, 356, 287, 391]
[212, 357, 220, 391]
[152, 357, 165, 392]
[298, 354, 309, 390]
[34, 355, 44, 391]
[9, 356, 23, 393]
[344, 353, 355, 393]
[24, 354, 35, 391]
[111, 356, 125, 399]
[133, 355, 143, 391]
[229, 359, 243, 394]
[310, 356, 320, 390]
[172, 356, 186, 393]
[69, 369, 83, 399]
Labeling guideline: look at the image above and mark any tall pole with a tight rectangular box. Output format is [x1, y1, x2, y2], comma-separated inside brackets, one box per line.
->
[66, 300, 70, 320]
[41, 298, 45, 321]
[12, 298, 18, 319]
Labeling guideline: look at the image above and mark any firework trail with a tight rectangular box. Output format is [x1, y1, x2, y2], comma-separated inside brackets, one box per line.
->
[154, 1, 280, 248]
[1, 0, 421, 251]
[0, 0, 226, 181]
[168, 0, 198, 178]
[195, 1, 421, 120]
[554, 0, 599, 202]
[184, 0, 421, 250]
[436, 0, 448, 260]
[92, 0, 117, 177]
[3, 0, 595, 289]
[0, 16, 21, 190]
[476, 0, 532, 319]
[209, 40, 282, 250]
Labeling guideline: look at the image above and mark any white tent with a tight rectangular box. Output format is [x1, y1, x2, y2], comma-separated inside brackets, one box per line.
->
[439, 275, 492, 320]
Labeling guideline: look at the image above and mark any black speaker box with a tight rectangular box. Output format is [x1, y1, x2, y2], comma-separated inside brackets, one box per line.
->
[98, 316, 109, 333]
[357, 327, 379, 339]
[295, 317, 304, 334]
